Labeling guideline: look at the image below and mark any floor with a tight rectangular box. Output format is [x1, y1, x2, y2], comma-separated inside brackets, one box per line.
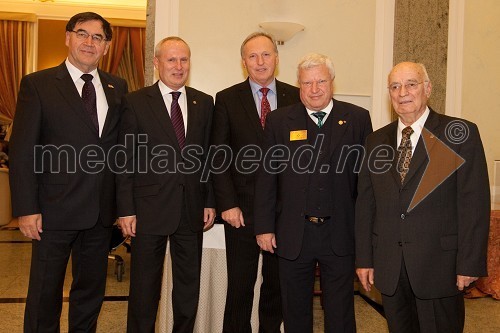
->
[1, 226, 499, 333]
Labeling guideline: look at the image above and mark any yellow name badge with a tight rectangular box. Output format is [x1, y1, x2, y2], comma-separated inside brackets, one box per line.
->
[290, 130, 307, 141]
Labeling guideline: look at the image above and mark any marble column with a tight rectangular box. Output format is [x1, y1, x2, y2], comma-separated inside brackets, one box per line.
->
[145, 0, 156, 86]
[393, 0, 449, 114]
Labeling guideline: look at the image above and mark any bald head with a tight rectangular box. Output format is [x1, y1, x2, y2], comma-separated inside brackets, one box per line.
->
[388, 62, 432, 125]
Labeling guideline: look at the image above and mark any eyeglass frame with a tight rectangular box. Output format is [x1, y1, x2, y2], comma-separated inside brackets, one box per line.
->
[70, 29, 107, 44]
[388, 81, 428, 93]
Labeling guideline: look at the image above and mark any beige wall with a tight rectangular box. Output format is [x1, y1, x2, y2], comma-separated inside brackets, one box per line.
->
[177, 0, 376, 99]
[462, 0, 500, 188]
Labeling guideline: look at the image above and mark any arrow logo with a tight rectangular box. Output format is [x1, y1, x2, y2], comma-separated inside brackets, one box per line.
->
[408, 127, 465, 211]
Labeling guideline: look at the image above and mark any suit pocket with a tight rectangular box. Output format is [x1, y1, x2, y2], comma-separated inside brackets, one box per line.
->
[440, 235, 458, 250]
[133, 184, 160, 198]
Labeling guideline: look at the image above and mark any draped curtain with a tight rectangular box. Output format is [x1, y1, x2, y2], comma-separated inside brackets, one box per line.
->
[0, 13, 35, 124]
[100, 26, 145, 92]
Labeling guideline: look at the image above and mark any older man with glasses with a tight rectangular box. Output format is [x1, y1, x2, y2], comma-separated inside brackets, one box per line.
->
[356, 62, 490, 333]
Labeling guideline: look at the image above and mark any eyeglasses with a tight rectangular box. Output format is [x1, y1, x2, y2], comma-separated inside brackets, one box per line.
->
[388, 81, 425, 93]
[71, 30, 107, 44]
[300, 79, 331, 88]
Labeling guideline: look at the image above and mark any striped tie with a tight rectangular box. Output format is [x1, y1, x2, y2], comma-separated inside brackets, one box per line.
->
[170, 91, 186, 149]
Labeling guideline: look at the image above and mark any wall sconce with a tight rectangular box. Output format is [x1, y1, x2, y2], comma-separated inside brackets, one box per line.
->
[259, 22, 305, 45]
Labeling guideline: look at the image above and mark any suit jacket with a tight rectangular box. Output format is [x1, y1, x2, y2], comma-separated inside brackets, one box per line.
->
[116, 82, 215, 235]
[355, 109, 490, 299]
[211, 78, 300, 222]
[253, 99, 373, 260]
[9, 63, 127, 229]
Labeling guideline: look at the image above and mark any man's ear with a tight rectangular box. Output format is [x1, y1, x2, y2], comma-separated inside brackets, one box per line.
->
[103, 42, 110, 56]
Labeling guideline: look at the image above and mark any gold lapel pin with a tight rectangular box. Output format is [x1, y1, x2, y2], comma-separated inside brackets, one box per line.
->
[338, 120, 346, 125]
[107, 84, 114, 88]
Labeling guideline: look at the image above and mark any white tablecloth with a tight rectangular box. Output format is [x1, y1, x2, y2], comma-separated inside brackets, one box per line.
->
[157, 224, 266, 333]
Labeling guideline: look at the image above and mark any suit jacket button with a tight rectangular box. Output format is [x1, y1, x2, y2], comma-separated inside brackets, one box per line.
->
[400, 214, 405, 220]
[398, 241, 403, 246]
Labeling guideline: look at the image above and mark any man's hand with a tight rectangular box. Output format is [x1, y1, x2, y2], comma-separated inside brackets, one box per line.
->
[221, 207, 245, 228]
[356, 268, 374, 292]
[203, 208, 216, 230]
[118, 215, 137, 237]
[18, 214, 43, 240]
[457, 275, 478, 291]
[256, 233, 277, 254]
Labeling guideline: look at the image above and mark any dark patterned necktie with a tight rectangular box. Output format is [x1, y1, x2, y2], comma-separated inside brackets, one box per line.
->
[81, 74, 98, 132]
[312, 111, 327, 128]
[397, 126, 414, 183]
[260, 87, 271, 128]
[170, 91, 186, 149]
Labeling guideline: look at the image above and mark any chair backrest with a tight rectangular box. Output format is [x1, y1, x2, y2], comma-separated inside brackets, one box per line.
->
[0, 168, 12, 226]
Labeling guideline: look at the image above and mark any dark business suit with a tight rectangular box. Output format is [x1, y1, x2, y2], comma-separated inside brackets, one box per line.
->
[116, 82, 214, 333]
[9, 62, 127, 332]
[355, 109, 490, 332]
[211, 78, 299, 333]
[254, 99, 372, 333]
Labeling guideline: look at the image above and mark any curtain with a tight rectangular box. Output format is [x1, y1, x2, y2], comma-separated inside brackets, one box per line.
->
[100, 26, 145, 91]
[0, 13, 35, 123]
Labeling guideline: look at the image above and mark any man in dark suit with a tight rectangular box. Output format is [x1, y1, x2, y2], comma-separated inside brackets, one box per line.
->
[9, 12, 127, 332]
[210, 32, 300, 333]
[116, 36, 215, 333]
[254, 53, 373, 333]
[355, 62, 490, 333]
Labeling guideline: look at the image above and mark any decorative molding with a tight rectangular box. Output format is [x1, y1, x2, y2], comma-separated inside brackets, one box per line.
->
[371, 0, 395, 130]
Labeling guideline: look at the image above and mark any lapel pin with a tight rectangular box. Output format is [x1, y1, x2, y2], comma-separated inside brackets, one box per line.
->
[193, 100, 197, 104]
[107, 84, 114, 88]
[338, 120, 346, 125]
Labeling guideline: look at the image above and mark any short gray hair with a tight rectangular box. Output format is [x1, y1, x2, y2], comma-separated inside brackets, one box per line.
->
[388, 62, 431, 83]
[240, 32, 278, 57]
[154, 36, 191, 57]
[297, 53, 335, 80]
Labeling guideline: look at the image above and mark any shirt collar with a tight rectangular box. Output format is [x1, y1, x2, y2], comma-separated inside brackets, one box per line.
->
[306, 99, 334, 115]
[397, 106, 430, 137]
[158, 79, 187, 96]
[65, 58, 99, 85]
[249, 78, 277, 96]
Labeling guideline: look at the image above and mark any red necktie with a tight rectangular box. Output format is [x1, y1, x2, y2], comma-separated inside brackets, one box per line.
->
[170, 91, 186, 149]
[260, 87, 271, 128]
[81, 74, 98, 132]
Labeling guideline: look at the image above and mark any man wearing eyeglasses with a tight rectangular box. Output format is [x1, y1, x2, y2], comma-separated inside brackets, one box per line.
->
[254, 53, 372, 333]
[355, 62, 490, 333]
[9, 12, 127, 332]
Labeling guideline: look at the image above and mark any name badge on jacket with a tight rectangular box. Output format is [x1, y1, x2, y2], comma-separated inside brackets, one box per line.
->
[290, 130, 307, 141]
